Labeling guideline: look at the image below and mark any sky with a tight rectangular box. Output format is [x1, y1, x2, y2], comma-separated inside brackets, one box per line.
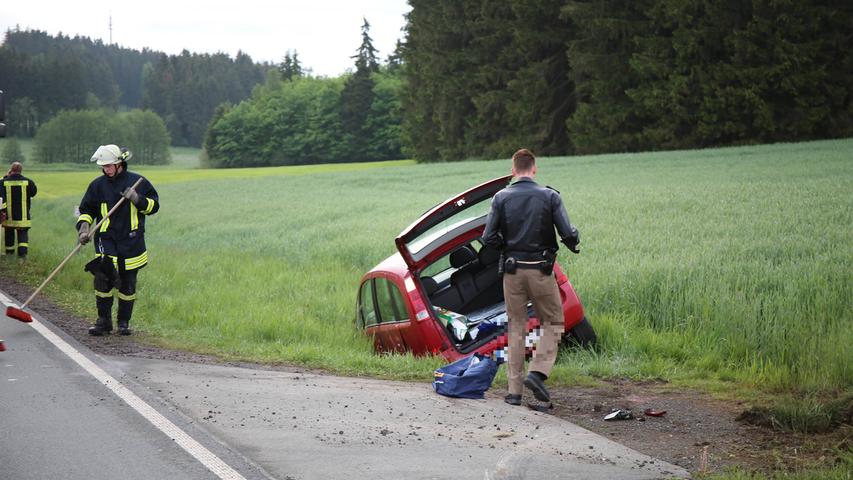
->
[0, 0, 411, 77]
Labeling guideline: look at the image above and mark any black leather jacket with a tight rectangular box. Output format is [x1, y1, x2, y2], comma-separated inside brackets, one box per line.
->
[482, 177, 579, 257]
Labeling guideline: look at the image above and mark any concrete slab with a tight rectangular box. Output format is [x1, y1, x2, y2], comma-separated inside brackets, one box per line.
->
[113, 357, 690, 480]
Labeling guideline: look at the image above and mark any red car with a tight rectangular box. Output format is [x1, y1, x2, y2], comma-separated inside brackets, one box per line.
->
[356, 175, 595, 363]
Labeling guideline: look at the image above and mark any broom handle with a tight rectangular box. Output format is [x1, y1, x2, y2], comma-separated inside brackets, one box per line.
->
[20, 177, 145, 310]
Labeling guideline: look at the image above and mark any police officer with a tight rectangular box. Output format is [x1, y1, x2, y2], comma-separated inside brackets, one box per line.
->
[1, 162, 38, 259]
[77, 145, 159, 336]
[482, 148, 580, 406]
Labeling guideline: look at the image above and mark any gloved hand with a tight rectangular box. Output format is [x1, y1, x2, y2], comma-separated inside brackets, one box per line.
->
[78, 223, 91, 245]
[121, 187, 140, 205]
[562, 231, 581, 254]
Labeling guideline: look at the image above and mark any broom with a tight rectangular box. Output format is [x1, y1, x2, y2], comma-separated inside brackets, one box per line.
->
[6, 178, 144, 323]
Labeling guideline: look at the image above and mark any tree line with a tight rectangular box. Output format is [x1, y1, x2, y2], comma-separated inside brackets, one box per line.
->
[402, 0, 853, 160]
[204, 19, 403, 166]
[0, 28, 271, 147]
[2, 1, 851, 165]
[35, 109, 171, 164]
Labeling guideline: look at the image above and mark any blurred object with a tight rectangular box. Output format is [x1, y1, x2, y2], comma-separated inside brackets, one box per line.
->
[0, 89, 6, 138]
[643, 408, 667, 417]
[604, 409, 634, 421]
[698, 445, 709, 474]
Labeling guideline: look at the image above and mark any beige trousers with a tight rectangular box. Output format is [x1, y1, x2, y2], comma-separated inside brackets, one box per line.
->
[503, 268, 564, 396]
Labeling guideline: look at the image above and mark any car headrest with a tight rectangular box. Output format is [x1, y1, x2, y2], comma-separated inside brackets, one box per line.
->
[420, 276, 439, 296]
[478, 244, 501, 266]
[449, 245, 477, 268]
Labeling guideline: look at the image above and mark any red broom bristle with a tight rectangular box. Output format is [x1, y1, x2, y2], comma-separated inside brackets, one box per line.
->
[6, 306, 33, 323]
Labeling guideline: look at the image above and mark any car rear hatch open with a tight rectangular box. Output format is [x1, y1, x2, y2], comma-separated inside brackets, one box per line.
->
[395, 175, 512, 271]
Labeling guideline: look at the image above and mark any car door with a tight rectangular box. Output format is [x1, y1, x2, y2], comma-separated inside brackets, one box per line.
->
[360, 277, 413, 353]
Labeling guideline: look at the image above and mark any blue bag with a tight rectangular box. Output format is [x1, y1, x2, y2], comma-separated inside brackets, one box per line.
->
[432, 354, 498, 399]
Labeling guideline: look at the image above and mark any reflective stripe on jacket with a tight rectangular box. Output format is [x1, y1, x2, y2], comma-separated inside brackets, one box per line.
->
[76, 170, 159, 270]
[1, 174, 38, 228]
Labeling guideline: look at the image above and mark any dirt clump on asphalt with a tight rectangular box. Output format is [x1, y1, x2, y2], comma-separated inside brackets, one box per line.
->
[2, 274, 848, 476]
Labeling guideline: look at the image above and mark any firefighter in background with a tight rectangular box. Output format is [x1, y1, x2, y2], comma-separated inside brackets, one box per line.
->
[77, 145, 159, 336]
[1, 162, 38, 259]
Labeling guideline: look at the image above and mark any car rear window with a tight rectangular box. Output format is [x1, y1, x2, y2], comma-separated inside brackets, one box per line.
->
[406, 201, 492, 259]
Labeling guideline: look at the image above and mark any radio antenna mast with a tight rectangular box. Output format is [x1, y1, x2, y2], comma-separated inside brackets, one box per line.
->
[109, 13, 113, 44]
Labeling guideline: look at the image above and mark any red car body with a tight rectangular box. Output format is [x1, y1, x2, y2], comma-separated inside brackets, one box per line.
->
[356, 175, 587, 363]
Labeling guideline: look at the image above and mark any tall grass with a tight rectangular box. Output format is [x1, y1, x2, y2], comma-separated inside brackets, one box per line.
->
[3, 139, 850, 396]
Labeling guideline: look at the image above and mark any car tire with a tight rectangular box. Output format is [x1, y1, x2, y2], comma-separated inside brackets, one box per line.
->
[565, 317, 596, 349]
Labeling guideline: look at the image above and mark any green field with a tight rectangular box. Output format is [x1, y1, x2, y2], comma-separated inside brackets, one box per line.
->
[3, 139, 851, 402]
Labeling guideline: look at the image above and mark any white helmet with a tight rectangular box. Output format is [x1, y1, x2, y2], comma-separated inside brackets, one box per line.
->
[91, 144, 132, 166]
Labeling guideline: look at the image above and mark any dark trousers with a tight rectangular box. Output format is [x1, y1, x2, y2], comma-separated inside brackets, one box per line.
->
[95, 268, 138, 325]
[4, 227, 29, 257]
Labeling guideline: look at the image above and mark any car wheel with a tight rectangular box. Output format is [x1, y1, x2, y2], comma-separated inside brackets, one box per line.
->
[565, 317, 596, 349]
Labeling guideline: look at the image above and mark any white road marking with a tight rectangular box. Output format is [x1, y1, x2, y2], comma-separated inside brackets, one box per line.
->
[0, 292, 247, 480]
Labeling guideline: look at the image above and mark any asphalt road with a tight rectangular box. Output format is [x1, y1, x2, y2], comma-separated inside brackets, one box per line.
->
[1, 288, 690, 479]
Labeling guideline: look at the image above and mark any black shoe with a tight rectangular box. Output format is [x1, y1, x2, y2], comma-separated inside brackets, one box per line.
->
[88, 324, 111, 336]
[504, 394, 522, 406]
[524, 373, 551, 402]
[88, 318, 112, 336]
[117, 321, 132, 336]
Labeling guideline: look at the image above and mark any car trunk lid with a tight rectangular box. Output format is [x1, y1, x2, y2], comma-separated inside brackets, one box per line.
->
[395, 175, 512, 271]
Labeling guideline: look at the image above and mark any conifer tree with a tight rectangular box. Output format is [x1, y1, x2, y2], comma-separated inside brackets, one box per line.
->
[340, 17, 379, 160]
[279, 50, 303, 81]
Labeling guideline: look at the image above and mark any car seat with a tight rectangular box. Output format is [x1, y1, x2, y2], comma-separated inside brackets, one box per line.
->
[450, 245, 478, 308]
[420, 276, 439, 297]
[465, 244, 504, 312]
[449, 245, 477, 269]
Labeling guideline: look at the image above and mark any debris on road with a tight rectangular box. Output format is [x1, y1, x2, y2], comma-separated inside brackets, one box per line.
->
[604, 409, 634, 421]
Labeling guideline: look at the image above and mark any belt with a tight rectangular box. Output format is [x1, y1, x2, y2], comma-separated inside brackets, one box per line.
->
[506, 251, 547, 261]
[517, 261, 545, 270]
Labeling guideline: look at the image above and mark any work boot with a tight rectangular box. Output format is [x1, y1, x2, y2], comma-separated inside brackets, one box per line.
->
[88, 317, 113, 336]
[504, 394, 522, 406]
[117, 320, 132, 336]
[524, 371, 551, 403]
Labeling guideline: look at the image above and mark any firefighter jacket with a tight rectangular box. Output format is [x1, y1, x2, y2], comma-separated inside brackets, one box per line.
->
[482, 177, 579, 259]
[76, 169, 159, 271]
[1, 173, 38, 228]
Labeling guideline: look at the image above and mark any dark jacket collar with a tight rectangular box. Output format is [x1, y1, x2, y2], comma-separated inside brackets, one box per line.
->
[512, 176, 537, 185]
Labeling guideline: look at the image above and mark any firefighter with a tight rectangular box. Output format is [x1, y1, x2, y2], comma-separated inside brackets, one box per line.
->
[76, 145, 159, 336]
[482, 148, 580, 406]
[1, 162, 38, 259]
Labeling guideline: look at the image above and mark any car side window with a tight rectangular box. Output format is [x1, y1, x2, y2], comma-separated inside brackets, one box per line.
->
[374, 278, 410, 323]
[359, 280, 378, 327]
[421, 255, 452, 278]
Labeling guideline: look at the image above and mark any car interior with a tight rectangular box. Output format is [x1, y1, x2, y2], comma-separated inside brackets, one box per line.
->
[420, 241, 510, 351]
